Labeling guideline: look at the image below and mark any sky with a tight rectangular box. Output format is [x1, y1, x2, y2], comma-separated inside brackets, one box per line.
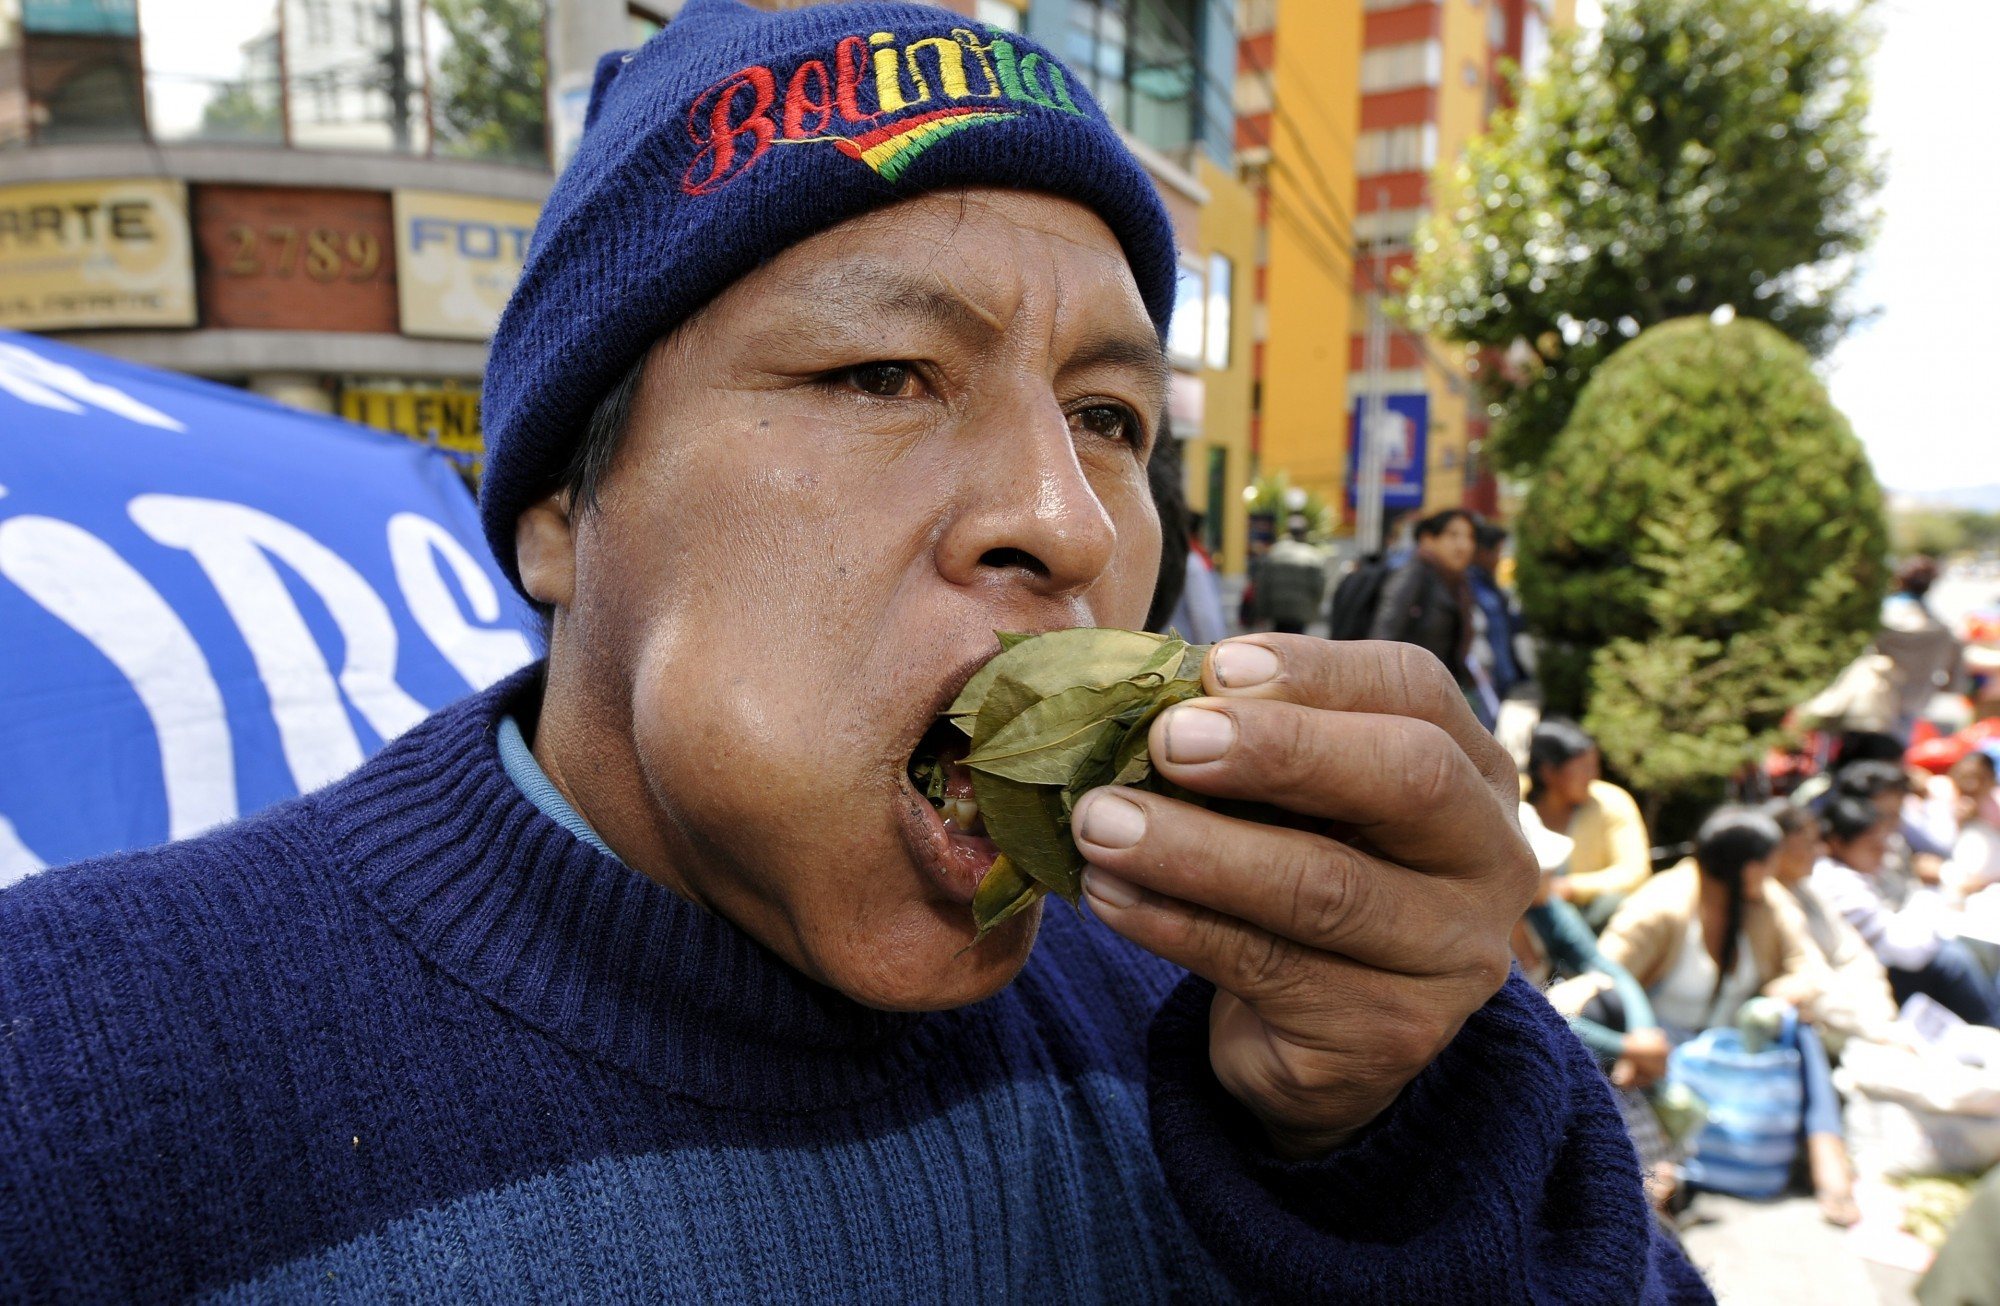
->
[1575, 0, 1998, 497]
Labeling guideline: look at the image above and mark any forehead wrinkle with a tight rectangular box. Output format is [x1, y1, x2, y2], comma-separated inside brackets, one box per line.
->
[775, 261, 1007, 344]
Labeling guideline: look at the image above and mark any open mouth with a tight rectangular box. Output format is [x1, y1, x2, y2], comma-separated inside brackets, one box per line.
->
[902, 715, 1000, 903]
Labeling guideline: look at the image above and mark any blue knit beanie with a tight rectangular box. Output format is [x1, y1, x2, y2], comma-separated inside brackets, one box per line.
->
[479, 0, 1180, 593]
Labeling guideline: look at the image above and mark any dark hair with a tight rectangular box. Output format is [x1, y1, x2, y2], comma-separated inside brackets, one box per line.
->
[1473, 521, 1508, 550]
[1144, 417, 1188, 632]
[1822, 794, 1886, 845]
[1412, 508, 1474, 541]
[1693, 807, 1784, 1007]
[1896, 556, 1939, 596]
[1833, 760, 1908, 801]
[1759, 799, 1816, 839]
[1526, 718, 1596, 799]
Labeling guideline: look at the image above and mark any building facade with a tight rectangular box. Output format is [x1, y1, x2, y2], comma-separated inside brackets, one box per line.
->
[0, 0, 583, 474]
[3, 0, 1253, 569]
[1233, 0, 1566, 537]
[1346, 0, 1568, 525]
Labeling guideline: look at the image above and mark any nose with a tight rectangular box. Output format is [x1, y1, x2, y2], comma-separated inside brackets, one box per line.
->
[936, 398, 1118, 601]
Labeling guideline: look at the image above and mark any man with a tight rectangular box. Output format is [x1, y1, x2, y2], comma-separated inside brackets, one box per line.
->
[1370, 508, 1481, 707]
[1253, 514, 1328, 635]
[1469, 519, 1523, 699]
[1878, 556, 1962, 742]
[1813, 795, 2000, 1026]
[0, 4, 1704, 1300]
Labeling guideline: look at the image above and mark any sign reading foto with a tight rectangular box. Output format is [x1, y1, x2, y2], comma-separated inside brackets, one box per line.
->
[0, 179, 195, 330]
[393, 191, 540, 341]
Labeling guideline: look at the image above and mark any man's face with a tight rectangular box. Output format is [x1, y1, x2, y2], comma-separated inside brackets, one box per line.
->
[522, 190, 1166, 1011]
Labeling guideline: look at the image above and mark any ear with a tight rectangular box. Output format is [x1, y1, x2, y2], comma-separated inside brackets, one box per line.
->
[516, 492, 578, 611]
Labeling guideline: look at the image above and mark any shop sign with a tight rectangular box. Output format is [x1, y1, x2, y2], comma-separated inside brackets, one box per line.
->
[393, 190, 540, 341]
[0, 178, 195, 330]
[192, 186, 398, 333]
[23, 0, 137, 35]
[339, 383, 484, 459]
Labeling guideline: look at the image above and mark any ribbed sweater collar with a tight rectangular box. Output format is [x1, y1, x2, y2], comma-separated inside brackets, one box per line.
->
[319, 666, 944, 1111]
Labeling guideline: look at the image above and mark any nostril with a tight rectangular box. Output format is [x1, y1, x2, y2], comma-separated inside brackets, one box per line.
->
[980, 547, 1049, 578]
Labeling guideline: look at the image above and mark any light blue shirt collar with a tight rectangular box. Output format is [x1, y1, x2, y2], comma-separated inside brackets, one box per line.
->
[496, 714, 622, 863]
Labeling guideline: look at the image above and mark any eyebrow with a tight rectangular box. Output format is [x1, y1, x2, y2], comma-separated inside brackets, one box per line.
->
[1063, 332, 1172, 421]
[783, 263, 1169, 405]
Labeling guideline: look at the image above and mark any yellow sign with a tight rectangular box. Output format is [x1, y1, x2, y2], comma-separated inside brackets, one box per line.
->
[339, 384, 484, 457]
[0, 178, 195, 330]
[393, 190, 540, 341]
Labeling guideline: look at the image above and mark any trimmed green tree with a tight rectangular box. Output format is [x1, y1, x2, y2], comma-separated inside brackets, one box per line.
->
[1404, 0, 1879, 472]
[1518, 317, 1886, 808]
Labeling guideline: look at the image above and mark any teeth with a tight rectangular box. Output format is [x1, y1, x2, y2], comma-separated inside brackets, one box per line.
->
[952, 798, 980, 828]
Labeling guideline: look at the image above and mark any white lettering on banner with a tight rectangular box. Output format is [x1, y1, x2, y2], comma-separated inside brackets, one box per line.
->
[387, 513, 534, 690]
[0, 514, 238, 840]
[128, 496, 428, 792]
[0, 815, 46, 889]
[0, 341, 185, 431]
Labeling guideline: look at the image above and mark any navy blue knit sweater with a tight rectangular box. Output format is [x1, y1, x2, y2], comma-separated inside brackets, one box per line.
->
[0, 671, 1709, 1302]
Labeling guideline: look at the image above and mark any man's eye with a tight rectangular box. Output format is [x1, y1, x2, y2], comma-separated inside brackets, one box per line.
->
[841, 362, 918, 397]
[1070, 403, 1142, 446]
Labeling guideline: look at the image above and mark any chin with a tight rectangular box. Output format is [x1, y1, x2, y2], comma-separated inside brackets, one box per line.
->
[805, 888, 1044, 1013]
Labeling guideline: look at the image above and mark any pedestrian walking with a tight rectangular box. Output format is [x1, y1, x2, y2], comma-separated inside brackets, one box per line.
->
[1253, 514, 1328, 635]
[1369, 508, 1483, 710]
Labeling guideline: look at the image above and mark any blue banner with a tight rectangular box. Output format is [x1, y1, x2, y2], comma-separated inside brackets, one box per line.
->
[0, 330, 537, 882]
[1346, 392, 1430, 511]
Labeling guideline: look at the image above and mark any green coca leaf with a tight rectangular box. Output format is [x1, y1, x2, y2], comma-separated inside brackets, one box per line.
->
[948, 628, 1166, 734]
[1109, 677, 1206, 786]
[971, 854, 1045, 936]
[971, 768, 1083, 901]
[964, 679, 1158, 785]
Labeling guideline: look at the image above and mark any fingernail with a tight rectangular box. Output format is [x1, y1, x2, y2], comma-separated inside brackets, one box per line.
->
[1084, 868, 1141, 910]
[1211, 641, 1279, 688]
[1076, 791, 1147, 849]
[1163, 705, 1234, 765]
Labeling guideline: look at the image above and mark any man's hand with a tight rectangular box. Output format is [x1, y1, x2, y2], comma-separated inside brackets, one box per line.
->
[1913, 853, 1945, 887]
[1611, 1026, 1670, 1090]
[1071, 636, 1536, 1159]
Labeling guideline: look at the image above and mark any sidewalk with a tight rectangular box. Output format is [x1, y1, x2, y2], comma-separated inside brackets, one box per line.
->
[1680, 1193, 1920, 1305]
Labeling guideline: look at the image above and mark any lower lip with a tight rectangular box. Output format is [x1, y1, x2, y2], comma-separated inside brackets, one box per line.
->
[896, 783, 999, 904]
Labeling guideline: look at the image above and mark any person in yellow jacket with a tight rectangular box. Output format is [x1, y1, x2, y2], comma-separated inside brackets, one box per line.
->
[1525, 719, 1654, 929]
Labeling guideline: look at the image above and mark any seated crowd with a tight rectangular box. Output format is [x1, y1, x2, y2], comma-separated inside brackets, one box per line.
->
[1515, 719, 2000, 1228]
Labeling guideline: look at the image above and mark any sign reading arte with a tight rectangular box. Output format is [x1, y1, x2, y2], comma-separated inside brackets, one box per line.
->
[0, 179, 195, 331]
[393, 191, 540, 342]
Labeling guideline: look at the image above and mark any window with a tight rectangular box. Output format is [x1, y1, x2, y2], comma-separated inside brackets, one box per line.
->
[1204, 251, 1232, 371]
[1167, 260, 1204, 368]
[1356, 124, 1435, 176]
[141, 0, 282, 144]
[1352, 205, 1422, 249]
[1067, 0, 1202, 156]
[19, 0, 146, 144]
[1520, 10, 1550, 78]
[1359, 41, 1440, 94]
[8, 0, 547, 161]
[425, 0, 547, 165]
[975, 0, 1021, 33]
[282, 0, 427, 153]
